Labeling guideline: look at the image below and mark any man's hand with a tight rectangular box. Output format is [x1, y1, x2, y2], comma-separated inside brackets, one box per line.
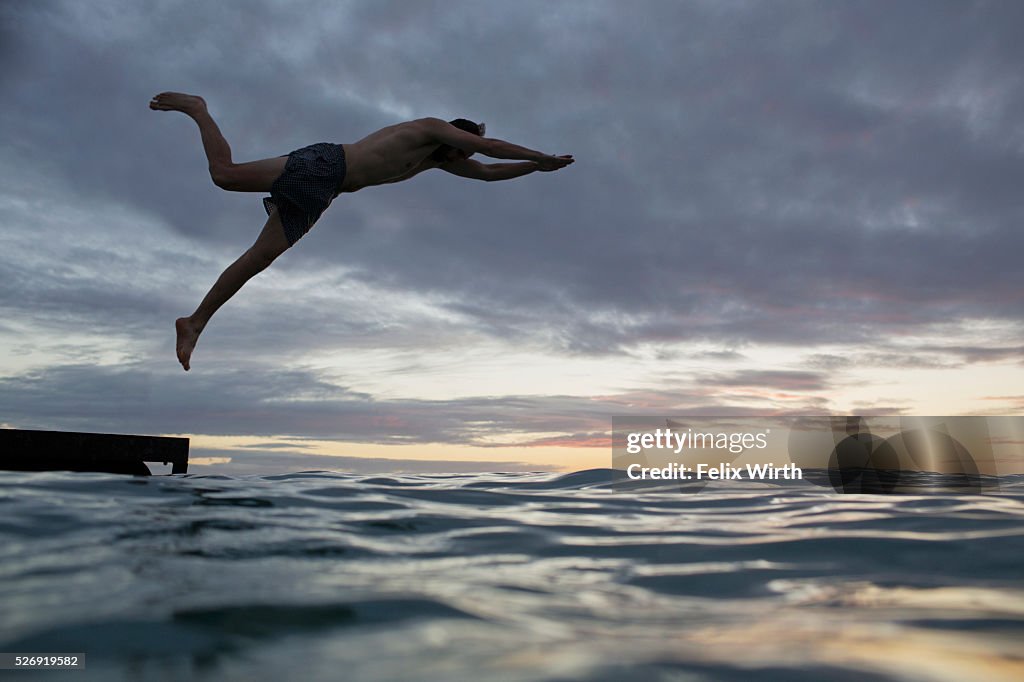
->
[537, 154, 574, 171]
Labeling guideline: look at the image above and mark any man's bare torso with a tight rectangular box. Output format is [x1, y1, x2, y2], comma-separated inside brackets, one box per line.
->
[340, 119, 442, 192]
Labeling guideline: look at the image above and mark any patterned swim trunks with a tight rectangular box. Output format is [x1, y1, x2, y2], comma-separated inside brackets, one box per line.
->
[263, 142, 347, 246]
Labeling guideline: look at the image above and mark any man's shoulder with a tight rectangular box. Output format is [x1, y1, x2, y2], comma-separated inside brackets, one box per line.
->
[401, 117, 447, 132]
[383, 118, 443, 141]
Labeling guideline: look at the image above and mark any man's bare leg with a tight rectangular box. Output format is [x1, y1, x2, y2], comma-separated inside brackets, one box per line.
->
[175, 210, 292, 371]
[150, 92, 286, 192]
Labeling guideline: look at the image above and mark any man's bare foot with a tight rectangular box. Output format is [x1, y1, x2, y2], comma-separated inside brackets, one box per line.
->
[149, 92, 207, 117]
[175, 317, 202, 371]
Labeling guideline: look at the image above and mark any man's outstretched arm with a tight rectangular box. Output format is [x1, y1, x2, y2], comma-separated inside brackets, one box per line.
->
[422, 118, 574, 170]
[441, 158, 555, 181]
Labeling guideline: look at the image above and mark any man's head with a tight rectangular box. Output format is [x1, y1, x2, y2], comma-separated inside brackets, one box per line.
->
[432, 118, 485, 163]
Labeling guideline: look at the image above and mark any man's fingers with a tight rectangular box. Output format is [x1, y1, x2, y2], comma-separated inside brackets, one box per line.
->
[538, 154, 575, 171]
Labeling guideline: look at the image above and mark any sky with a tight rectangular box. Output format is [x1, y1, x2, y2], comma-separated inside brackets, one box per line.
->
[1, 0, 1023, 475]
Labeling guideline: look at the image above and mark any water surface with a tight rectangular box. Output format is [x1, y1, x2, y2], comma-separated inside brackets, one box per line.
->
[1, 469, 1022, 681]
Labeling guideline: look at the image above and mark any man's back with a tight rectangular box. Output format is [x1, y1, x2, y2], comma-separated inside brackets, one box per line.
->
[342, 119, 442, 192]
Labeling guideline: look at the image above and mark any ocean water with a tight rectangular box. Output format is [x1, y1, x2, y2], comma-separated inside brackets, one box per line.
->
[1, 469, 1022, 682]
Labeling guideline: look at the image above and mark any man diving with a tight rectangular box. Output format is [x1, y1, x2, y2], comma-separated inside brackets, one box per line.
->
[149, 92, 574, 371]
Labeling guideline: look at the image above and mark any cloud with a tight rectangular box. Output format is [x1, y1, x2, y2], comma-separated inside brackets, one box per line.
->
[5, 2, 1023, 355]
[702, 370, 830, 393]
[2, 1, 1023, 463]
[0, 358, 839, 447]
[0, 362, 618, 444]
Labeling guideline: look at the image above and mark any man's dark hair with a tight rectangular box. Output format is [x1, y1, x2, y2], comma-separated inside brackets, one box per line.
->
[431, 118, 483, 162]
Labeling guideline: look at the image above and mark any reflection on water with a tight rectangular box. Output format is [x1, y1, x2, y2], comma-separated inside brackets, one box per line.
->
[0, 469, 1022, 681]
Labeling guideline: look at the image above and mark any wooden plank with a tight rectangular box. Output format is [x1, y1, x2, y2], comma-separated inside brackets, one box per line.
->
[0, 429, 189, 475]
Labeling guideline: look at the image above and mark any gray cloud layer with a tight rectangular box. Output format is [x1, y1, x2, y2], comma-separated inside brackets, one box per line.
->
[1, 1, 1022, 467]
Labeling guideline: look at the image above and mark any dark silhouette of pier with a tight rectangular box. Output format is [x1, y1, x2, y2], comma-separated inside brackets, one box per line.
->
[0, 429, 189, 475]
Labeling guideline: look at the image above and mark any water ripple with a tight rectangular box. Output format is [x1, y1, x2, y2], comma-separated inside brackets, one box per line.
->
[0, 469, 1022, 681]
